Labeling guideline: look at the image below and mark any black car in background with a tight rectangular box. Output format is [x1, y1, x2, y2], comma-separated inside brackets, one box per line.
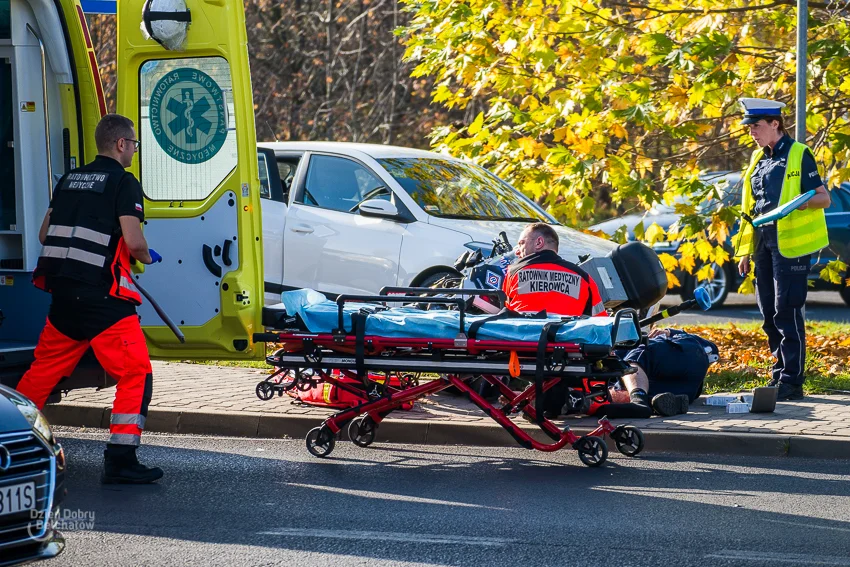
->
[0, 385, 65, 566]
[591, 175, 850, 307]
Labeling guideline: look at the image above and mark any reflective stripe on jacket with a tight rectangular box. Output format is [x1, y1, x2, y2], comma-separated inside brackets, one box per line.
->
[503, 250, 606, 316]
[734, 141, 828, 259]
[33, 163, 142, 305]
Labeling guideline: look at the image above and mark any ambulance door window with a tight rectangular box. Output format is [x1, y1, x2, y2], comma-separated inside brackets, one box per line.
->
[139, 57, 236, 201]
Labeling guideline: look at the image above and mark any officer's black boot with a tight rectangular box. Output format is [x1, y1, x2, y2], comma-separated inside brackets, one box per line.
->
[776, 382, 804, 401]
[101, 444, 164, 484]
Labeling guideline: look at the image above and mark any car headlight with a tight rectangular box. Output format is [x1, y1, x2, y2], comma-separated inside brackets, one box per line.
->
[464, 241, 494, 256]
[14, 400, 55, 443]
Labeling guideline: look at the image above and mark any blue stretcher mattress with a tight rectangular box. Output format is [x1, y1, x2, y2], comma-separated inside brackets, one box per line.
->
[277, 289, 639, 347]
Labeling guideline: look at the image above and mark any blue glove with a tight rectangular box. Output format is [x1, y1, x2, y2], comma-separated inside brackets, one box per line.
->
[149, 249, 162, 264]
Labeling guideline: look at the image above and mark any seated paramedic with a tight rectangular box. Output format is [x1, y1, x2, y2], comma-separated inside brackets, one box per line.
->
[503, 223, 624, 418]
[503, 222, 606, 317]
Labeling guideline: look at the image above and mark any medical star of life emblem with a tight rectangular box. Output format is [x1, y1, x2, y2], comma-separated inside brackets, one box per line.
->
[148, 66, 227, 165]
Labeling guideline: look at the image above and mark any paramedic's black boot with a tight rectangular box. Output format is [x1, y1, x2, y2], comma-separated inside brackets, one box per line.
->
[776, 383, 804, 401]
[651, 393, 690, 417]
[101, 444, 164, 484]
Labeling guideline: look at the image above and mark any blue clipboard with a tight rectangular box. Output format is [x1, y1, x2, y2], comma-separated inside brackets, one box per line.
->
[751, 190, 816, 227]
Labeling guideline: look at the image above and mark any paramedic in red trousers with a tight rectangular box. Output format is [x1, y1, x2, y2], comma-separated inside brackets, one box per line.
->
[15, 114, 163, 484]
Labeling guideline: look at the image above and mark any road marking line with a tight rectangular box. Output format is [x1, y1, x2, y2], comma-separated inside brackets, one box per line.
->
[765, 518, 850, 533]
[258, 528, 517, 547]
[283, 482, 509, 511]
[706, 550, 850, 565]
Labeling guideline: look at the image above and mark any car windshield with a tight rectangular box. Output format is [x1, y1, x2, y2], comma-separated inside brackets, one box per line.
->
[377, 157, 553, 222]
[652, 174, 741, 214]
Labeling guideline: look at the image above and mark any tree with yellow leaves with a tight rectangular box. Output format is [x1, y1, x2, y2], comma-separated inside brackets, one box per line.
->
[399, 0, 850, 293]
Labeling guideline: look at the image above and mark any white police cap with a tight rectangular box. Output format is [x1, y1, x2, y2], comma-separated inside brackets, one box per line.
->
[740, 98, 786, 125]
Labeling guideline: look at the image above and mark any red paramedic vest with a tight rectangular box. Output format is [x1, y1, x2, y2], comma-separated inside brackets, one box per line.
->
[33, 157, 142, 305]
[503, 250, 605, 317]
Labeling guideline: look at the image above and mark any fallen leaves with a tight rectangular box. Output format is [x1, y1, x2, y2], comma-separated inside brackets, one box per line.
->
[681, 324, 850, 380]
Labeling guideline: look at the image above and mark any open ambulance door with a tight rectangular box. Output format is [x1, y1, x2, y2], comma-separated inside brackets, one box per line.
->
[116, 0, 265, 360]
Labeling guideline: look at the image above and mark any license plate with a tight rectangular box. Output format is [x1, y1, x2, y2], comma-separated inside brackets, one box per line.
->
[0, 482, 36, 516]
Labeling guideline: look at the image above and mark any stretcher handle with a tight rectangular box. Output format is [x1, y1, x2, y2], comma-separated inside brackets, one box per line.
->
[611, 308, 640, 348]
[379, 286, 507, 308]
[639, 287, 712, 328]
[335, 294, 468, 336]
[639, 301, 694, 328]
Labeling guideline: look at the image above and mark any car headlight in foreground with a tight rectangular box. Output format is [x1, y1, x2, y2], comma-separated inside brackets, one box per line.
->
[11, 402, 54, 446]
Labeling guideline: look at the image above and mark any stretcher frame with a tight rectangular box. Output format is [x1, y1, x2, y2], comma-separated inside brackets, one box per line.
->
[253, 289, 646, 466]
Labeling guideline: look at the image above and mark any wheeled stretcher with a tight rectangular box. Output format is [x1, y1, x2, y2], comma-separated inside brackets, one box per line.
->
[253, 288, 647, 466]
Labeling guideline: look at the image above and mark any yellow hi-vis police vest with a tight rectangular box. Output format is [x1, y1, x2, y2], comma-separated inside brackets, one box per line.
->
[733, 141, 829, 259]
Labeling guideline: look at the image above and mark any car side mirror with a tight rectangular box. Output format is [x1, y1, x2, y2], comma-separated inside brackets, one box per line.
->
[359, 199, 399, 219]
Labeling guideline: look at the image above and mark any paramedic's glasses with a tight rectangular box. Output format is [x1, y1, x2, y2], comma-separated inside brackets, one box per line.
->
[121, 138, 141, 151]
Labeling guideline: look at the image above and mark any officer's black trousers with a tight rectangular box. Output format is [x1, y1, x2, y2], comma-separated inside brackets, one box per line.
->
[753, 226, 810, 386]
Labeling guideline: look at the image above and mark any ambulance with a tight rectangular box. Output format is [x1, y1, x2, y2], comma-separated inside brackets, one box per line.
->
[0, 0, 265, 396]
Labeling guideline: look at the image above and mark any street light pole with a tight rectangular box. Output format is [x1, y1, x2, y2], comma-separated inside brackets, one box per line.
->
[796, 0, 808, 141]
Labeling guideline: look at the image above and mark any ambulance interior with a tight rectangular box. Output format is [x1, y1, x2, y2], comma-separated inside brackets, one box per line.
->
[0, 0, 82, 376]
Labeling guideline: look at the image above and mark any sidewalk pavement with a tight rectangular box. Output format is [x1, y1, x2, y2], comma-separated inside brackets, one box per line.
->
[43, 361, 850, 459]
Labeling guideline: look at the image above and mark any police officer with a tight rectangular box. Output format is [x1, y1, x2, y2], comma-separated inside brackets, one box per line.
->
[503, 223, 606, 316]
[734, 98, 831, 401]
[16, 114, 164, 484]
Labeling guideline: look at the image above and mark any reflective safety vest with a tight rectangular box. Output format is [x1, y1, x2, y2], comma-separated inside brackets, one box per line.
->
[734, 141, 829, 259]
[33, 159, 142, 305]
[503, 250, 606, 317]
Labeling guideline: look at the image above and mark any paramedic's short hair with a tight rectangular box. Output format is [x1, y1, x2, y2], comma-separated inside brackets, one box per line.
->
[526, 222, 559, 251]
[95, 114, 135, 153]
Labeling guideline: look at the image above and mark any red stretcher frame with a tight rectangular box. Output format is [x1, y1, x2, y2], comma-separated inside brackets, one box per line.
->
[255, 329, 645, 467]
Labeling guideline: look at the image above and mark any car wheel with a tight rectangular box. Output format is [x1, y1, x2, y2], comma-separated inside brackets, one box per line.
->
[840, 285, 850, 307]
[681, 262, 733, 308]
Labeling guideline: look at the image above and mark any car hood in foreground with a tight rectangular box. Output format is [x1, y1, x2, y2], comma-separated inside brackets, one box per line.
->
[426, 218, 617, 262]
[0, 385, 32, 433]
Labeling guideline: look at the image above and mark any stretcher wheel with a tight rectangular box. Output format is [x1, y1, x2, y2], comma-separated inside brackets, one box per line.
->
[399, 373, 419, 389]
[256, 381, 275, 401]
[575, 435, 608, 467]
[611, 425, 644, 457]
[348, 416, 377, 447]
[306, 427, 336, 457]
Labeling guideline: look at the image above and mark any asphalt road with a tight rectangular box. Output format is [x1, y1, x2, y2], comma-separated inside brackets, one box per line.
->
[47, 430, 850, 567]
[659, 291, 850, 325]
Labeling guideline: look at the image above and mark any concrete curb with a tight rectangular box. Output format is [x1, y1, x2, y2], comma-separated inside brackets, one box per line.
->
[43, 403, 850, 459]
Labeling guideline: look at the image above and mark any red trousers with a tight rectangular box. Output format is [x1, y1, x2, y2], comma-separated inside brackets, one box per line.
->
[16, 315, 153, 446]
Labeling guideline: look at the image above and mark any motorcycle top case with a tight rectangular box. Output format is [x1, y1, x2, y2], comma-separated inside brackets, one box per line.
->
[579, 242, 667, 310]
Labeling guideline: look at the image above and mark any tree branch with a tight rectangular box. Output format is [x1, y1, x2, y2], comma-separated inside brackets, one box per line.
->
[607, 0, 830, 14]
